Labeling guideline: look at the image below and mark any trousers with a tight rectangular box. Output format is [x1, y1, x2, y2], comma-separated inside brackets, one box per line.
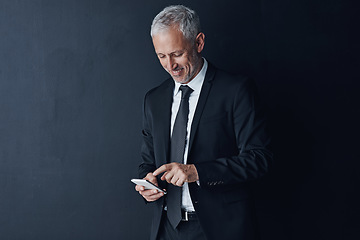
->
[156, 211, 207, 240]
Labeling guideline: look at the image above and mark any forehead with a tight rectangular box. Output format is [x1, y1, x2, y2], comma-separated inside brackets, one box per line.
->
[152, 28, 191, 54]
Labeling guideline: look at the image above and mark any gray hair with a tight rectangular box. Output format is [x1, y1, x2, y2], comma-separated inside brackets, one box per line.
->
[150, 5, 201, 42]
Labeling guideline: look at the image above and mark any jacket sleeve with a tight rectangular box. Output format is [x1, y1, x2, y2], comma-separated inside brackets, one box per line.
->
[138, 92, 157, 179]
[194, 78, 273, 187]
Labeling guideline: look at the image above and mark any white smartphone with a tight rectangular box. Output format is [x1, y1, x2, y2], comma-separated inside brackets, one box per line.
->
[131, 179, 167, 194]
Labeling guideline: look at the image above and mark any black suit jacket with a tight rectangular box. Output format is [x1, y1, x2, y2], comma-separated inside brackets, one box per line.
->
[139, 63, 272, 240]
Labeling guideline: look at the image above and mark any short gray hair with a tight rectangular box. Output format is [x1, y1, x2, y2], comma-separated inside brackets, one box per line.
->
[150, 5, 201, 42]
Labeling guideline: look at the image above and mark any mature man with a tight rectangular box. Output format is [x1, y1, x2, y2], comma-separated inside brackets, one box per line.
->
[135, 5, 272, 240]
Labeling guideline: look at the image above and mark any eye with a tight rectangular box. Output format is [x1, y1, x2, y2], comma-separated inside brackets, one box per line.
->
[157, 54, 165, 59]
[174, 52, 183, 57]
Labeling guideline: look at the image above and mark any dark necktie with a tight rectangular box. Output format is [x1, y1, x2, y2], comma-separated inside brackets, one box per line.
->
[167, 85, 193, 229]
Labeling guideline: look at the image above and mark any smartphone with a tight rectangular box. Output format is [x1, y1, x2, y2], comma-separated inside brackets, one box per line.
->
[131, 179, 167, 194]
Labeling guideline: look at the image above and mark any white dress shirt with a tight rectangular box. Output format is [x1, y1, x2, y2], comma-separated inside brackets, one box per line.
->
[170, 58, 208, 211]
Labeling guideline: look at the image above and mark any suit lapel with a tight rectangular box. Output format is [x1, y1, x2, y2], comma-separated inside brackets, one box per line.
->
[188, 64, 216, 157]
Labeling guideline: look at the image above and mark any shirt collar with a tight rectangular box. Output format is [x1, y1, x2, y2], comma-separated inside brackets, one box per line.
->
[174, 58, 208, 96]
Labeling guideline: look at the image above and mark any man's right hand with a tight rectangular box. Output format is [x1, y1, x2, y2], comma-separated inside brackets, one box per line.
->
[135, 172, 165, 202]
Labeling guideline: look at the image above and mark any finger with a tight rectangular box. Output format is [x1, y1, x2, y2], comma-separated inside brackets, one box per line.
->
[135, 185, 145, 192]
[145, 172, 156, 181]
[161, 172, 168, 181]
[144, 173, 158, 186]
[171, 176, 180, 186]
[140, 189, 163, 200]
[146, 178, 158, 186]
[145, 191, 165, 202]
[140, 189, 158, 197]
[175, 179, 184, 187]
[164, 171, 175, 183]
[153, 164, 169, 176]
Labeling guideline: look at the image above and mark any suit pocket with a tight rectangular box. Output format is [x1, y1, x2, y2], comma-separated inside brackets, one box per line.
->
[222, 188, 249, 204]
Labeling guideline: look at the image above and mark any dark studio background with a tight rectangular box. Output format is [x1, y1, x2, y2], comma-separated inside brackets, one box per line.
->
[0, 0, 359, 239]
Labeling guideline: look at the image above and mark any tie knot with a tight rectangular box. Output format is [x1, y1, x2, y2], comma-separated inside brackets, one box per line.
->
[179, 85, 193, 100]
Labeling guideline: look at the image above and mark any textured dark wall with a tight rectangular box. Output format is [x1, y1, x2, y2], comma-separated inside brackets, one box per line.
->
[0, 0, 358, 239]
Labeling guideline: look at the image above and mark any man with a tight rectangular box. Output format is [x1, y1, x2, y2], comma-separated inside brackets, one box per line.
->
[135, 5, 272, 240]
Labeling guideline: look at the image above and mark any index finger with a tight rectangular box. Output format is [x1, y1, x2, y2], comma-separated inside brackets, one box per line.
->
[153, 164, 169, 176]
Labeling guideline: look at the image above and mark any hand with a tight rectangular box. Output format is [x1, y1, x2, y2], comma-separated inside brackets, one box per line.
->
[135, 172, 165, 202]
[153, 163, 199, 187]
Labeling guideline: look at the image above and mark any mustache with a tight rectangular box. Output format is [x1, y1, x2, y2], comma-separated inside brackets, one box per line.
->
[171, 67, 183, 72]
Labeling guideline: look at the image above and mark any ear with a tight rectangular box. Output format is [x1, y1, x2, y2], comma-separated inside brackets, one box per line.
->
[195, 32, 205, 53]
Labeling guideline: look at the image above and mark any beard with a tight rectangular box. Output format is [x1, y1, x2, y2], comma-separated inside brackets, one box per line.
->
[171, 53, 202, 84]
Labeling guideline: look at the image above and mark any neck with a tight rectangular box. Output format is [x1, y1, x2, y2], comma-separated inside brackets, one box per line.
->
[188, 57, 204, 83]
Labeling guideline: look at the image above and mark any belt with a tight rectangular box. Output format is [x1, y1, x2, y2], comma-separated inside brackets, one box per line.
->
[163, 206, 197, 221]
[181, 209, 197, 221]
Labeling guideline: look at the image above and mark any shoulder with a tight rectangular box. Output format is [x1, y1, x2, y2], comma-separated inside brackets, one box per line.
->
[208, 63, 256, 93]
[144, 78, 173, 101]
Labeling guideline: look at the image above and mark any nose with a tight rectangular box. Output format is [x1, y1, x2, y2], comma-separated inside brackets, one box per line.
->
[166, 57, 177, 70]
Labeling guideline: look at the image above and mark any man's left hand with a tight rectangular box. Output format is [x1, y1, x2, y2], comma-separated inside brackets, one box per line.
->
[153, 163, 199, 187]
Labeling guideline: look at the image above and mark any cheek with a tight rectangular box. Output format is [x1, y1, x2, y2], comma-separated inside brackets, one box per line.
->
[178, 58, 189, 69]
[159, 59, 167, 69]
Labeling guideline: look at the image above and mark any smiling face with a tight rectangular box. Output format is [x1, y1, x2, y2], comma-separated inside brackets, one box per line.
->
[152, 27, 205, 84]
